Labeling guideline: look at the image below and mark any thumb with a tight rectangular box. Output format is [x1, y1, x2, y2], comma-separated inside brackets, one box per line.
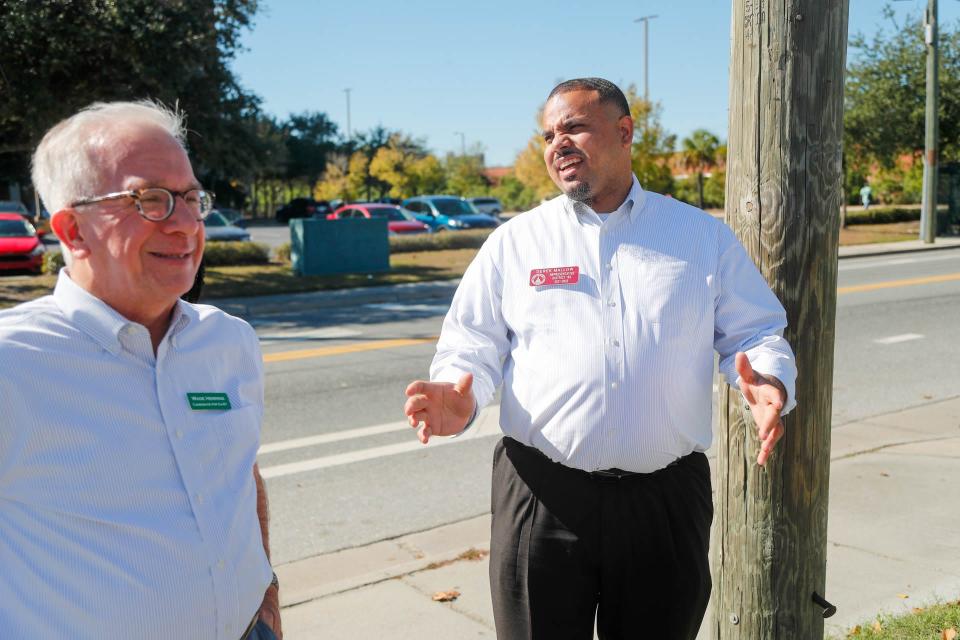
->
[454, 372, 474, 397]
[735, 352, 755, 385]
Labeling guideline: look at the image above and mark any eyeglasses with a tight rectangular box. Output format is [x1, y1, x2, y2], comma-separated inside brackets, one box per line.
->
[70, 187, 215, 222]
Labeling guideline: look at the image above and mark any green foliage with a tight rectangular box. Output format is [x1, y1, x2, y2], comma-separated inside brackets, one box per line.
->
[42, 250, 64, 275]
[871, 161, 924, 204]
[625, 86, 676, 195]
[275, 242, 291, 263]
[284, 112, 340, 185]
[844, 206, 922, 225]
[0, 0, 262, 184]
[845, 6, 960, 166]
[680, 129, 721, 209]
[837, 599, 960, 639]
[443, 153, 489, 197]
[389, 229, 493, 254]
[490, 174, 538, 211]
[673, 170, 726, 209]
[202, 241, 270, 266]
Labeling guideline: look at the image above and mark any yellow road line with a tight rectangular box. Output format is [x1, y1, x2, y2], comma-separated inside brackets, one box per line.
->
[263, 272, 960, 363]
[263, 337, 437, 363]
[838, 272, 960, 294]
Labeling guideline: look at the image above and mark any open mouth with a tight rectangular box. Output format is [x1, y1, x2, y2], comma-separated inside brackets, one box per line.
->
[557, 155, 583, 178]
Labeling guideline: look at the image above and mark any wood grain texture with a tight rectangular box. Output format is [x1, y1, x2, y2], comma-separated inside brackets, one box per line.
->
[711, 1, 849, 638]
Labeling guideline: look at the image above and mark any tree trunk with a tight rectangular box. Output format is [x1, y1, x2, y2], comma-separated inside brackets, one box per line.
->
[711, 2, 849, 639]
[698, 171, 705, 209]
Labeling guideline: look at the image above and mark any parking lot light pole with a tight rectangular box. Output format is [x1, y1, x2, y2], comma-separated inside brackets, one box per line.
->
[454, 131, 466, 156]
[344, 88, 352, 140]
[633, 14, 658, 102]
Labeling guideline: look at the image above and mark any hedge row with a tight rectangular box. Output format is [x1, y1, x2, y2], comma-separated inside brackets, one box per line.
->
[42, 241, 271, 274]
[844, 207, 923, 226]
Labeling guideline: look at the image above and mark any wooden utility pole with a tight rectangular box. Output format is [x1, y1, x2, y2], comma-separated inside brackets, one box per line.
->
[711, 2, 849, 639]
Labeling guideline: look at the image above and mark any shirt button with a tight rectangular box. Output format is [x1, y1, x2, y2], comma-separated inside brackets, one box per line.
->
[196, 494, 204, 505]
[610, 339, 620, 347]
[175, 430, 184, 439]
[608, 301, 617, 307]
[217, 559, 225, 569]
[611, 382, 619, 389]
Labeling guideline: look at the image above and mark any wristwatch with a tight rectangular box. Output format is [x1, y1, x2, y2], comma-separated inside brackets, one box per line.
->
[270, 571, 279, 590]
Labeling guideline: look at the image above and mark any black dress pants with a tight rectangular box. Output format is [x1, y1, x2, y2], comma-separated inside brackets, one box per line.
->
[489, 437, 713, 640]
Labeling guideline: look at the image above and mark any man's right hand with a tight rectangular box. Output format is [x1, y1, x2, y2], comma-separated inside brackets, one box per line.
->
[404, 373, 476, 444]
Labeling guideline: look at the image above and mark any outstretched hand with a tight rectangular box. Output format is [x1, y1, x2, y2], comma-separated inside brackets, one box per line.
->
[735, 352, 787, 466]
[404, 373, 476, 444]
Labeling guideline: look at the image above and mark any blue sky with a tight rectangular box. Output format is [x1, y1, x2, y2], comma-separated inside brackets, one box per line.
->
[232, 1, 960, 167]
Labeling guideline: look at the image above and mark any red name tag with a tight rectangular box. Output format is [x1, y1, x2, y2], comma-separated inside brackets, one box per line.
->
[529, 266, 580, 287]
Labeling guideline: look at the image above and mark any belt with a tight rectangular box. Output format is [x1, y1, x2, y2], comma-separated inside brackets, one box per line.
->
[238, 614, 259, 640]
[589, 457, 681, 481]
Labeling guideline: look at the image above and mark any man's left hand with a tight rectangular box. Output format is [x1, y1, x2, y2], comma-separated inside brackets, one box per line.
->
[258, 584, 282, 639]
[735, 352, 787, 467]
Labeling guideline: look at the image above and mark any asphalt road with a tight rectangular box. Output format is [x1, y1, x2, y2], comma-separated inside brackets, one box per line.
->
[254, 247, 960, 565]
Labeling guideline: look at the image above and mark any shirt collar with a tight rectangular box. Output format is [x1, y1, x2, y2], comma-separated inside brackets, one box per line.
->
[52, 270, 196, 356]
[562, 174, 647, 225]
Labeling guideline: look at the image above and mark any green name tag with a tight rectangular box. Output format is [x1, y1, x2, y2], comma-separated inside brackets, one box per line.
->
[187, 392, 232, 411]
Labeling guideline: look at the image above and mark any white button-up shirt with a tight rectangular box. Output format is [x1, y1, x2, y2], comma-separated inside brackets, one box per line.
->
[431, 177, 797, 473]
[0, 271, 271, 639]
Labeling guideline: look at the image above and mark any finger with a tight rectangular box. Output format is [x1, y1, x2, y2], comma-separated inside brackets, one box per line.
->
[405, 380, 427, 397]
[735, 352, 755, 385]
[404, 394, 430, 416]
[757, 385, 785, 413]
[757, 423, 784, 466]
[418, 424, 432, 444]
[756, 408, 778, 440]
[454, 372, 474, 396]
[738, 379, 758, 407]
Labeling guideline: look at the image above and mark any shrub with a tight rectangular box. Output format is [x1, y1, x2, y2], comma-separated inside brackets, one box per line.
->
[844, 207, 922, 225]
[389, 229, 493, 254]
[203, 241, 270, 266]
[275, 242, 291, 263]
[42, 250, 65, 274]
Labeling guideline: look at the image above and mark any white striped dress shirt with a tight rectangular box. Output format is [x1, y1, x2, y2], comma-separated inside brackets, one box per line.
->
[431, 176, 797, 473]
[0, 271, 271, 639]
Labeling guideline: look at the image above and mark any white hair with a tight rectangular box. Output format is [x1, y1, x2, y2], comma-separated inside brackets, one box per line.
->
[31, 100, 188, 215]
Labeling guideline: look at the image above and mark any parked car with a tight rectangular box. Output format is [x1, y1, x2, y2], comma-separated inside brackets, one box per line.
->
[402, 196, 500, 231]
[328, 203, 431, 235]
[468, 197, 503, 216]
[275, 198, 332, 223]
[0, 212, 45, 273]
[213, 207, 244, 224]
[0, 200, 31, 219]
[203, 210, 251, 242]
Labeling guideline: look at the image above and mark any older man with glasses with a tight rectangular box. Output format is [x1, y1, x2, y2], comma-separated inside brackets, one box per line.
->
[0, 101, 281, 640]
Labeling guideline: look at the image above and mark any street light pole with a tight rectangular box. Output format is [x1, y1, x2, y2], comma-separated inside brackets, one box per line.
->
[920, 0, 939, 243]
[454, 131, 466, 156]
[633, 14, 658, 102]
[344, 88, 352, 140]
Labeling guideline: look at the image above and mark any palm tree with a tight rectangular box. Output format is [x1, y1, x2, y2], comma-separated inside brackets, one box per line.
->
[681, 129, 721, 209]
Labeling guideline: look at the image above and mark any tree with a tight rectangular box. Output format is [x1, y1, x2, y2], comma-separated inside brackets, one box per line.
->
[444, 150, 489, 197]
[0, 0, 263, 189]
[845, 5, 960, 166]
[514, 134, 557, 201]
[681, 129, 721, 209]
[284, 112, 340, 187]
[625, 85, 676, 196]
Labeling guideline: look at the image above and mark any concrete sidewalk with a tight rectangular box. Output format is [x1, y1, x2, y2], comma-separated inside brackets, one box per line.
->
[274, 396, 960, 639]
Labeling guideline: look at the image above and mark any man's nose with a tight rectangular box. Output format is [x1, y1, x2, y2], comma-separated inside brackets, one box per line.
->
[164, 195, 202, 234]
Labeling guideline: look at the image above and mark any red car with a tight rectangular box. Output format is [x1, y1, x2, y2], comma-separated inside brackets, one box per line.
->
[0, 212, 46, 274]
[327, 203, 431, 235]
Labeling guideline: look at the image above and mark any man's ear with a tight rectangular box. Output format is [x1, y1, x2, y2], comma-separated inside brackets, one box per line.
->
[619, 115, 634, 147]
[50, 209, 90, 259]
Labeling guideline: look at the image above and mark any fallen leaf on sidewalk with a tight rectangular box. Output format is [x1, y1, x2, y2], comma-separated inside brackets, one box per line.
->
[897, 593, 910, 599]
[873, 621, 883, 632]
[942, 628, 957, 640]
[432, 589, 461, 602]
[880, 472, 890, 477]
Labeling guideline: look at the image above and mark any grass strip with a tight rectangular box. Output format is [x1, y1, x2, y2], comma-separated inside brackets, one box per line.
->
[836, 599, 960, 639]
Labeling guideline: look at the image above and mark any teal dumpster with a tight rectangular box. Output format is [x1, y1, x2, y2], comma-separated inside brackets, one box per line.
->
[290, 218, 389, 276]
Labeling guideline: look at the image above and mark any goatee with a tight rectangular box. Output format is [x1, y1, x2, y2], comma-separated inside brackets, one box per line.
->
[566, 182, 593, 205]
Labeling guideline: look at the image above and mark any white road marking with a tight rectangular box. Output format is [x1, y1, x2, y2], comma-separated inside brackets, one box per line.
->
[258, 406, 502, 479]
[873, 333, 924, 345]
[839, 253, 960, 272]
[258, 421, 408, 454]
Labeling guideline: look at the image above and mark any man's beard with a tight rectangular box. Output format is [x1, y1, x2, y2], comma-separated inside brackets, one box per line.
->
[565, 181, 593, 205]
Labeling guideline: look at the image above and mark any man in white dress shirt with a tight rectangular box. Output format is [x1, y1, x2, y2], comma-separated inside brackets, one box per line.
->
[0, 102, 280, 639]
[404, 78, 796, 639]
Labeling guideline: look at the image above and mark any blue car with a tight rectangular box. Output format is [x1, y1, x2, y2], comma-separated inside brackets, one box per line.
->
[402, 196, 500, 231]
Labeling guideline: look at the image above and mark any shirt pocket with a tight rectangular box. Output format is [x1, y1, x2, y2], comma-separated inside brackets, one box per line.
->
[193, 405, 261, 473]
[632, 259, 709, 339]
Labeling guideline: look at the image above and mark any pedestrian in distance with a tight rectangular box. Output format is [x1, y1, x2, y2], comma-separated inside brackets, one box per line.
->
[860, 183, 872, 210]
[0, 101, 281, 640]
[403, 78, 797, 640]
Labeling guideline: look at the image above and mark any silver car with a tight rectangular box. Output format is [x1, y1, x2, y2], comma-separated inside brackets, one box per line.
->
[468, 197, 503, 216]
[203, 210, 251, 242]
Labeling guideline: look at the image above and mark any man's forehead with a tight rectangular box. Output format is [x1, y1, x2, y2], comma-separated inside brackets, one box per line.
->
[542, 90, 603, 126]
[97, 126, 196, 188]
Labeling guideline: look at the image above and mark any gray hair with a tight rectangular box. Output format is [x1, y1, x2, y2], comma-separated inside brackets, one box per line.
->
[31, 100, 187, 214]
